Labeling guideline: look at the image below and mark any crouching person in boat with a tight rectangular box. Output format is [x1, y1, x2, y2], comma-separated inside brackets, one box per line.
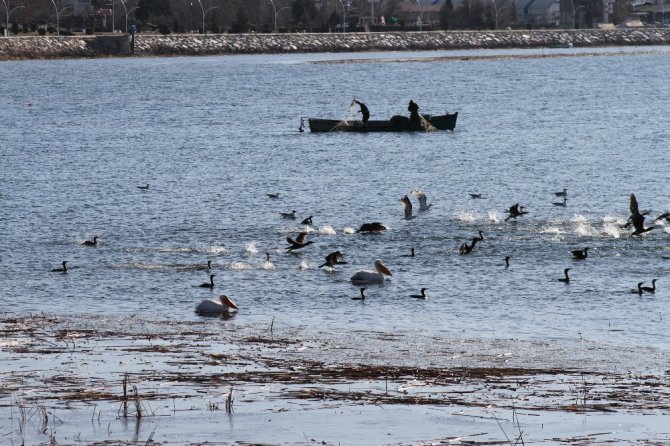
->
[353, 99, 370, 127]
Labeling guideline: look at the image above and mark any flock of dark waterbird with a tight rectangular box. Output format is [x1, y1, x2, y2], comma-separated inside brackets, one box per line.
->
[50, 186, 664, 310]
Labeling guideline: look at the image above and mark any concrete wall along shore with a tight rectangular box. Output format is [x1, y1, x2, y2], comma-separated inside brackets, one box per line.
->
[2, 29, 670, 61]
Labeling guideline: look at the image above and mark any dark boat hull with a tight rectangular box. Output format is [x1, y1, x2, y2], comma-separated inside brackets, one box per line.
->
[308, 112, 458, 133]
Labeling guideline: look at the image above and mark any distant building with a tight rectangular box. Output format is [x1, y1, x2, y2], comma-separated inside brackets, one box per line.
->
[522, 0, 561, 26]
[74, 0, 91, 15]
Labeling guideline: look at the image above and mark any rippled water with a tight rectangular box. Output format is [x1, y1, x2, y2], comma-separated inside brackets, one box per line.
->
[2, 46, 669, 354]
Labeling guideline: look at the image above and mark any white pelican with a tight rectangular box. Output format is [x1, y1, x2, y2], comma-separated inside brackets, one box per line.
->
[82, 236, 98, 246]
[195, 295, 238, 315]
[411, 190, 432, 211]
[51, 260, 68, 273]
[400, 195, 414, 220]
[350, 259, 392, 284]
[280, 210, 297, 219]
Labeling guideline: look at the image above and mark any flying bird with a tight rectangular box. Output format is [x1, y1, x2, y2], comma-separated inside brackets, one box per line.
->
[654, 212, 670, 223]
[401, 195, 415, 220]
[505, 203, 529, 221]
[350, 259, 392, 284]
[628, 193, 655, 236]
[411, 190, 432, 211]
[286, 232, 314, 251]
[319, 250, 348, 268]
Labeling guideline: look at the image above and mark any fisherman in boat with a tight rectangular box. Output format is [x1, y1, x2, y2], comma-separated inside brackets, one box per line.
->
[408, 100, 420, 123]
[353, 99, 370, 126]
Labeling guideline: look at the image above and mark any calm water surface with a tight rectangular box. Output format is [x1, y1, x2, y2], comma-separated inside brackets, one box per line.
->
[2, 46, 669, 356]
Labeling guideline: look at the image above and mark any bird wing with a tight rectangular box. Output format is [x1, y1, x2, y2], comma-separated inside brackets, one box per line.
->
[411, 190, 427, 207]
[401, 195, 413, 219]
[631, 213, 645, 232]
[630, 193, 640, 216]
[295, 232, 307, 244]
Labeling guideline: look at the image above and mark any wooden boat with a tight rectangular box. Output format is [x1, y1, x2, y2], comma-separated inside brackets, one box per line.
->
[305, 112, 458, 133]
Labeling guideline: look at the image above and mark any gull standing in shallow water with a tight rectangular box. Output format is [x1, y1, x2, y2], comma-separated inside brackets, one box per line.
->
[350, 259, 392, 284]
[411, 190, 432, 211]
[195, 295, 238, 315]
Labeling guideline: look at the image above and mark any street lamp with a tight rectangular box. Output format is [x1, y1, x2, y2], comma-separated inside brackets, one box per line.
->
[268, 0, 288, 33]
[1, 0, 24, 37]
[118, 0, 139, 33]
[570, 0, 586, 29]
[193, 0, 217, 34]
[416, 0, 423, 31]
[491, 0, 509, 30]
[338, 0, 350, 32]
[49, 0, 72, 35]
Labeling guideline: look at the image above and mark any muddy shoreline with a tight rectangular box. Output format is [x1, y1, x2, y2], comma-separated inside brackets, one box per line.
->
[2, 313, 669, 444]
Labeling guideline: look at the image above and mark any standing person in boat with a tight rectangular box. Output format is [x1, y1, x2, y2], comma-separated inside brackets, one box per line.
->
[353, 99, 370, 126]
[408, 99, 420, 123]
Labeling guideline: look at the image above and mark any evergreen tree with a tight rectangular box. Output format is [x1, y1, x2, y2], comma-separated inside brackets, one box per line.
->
[440, 0, 454, 29]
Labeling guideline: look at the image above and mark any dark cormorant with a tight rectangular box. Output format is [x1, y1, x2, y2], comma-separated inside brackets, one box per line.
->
[351, 288, 366, 301]
[82, 236, 98, 246]
[199, 274, 216, 289]
[557, 268, 571, 284]
[301, 216, 313, 225]
[505, 203, 529, 221]
[410, 288, 428, 299]
[641, 279, 657, 293]
[286, 232, 314, 251]
[51, 261, 68, 273]
[357, 222, 387, 233]
[628, 193, 655, 236]
[319, 251, 347, 268]
[571, 247, 589, 260]
[504, 256, 510, 268]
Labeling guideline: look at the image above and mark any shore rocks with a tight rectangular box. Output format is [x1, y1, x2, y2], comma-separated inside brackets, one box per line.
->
[1, 29, 669, 61]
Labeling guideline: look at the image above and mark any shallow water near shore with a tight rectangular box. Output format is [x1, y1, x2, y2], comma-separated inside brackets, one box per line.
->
[1, 46, 669, 444]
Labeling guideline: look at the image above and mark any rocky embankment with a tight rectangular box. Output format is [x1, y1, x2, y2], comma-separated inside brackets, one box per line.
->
[1, 28, 670, 60]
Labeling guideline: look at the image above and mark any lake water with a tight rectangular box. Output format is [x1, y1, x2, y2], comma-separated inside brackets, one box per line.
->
[1, 45, 669, 363]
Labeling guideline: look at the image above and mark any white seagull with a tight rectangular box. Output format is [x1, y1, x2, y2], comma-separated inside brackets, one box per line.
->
[280, 210, 297, 219]
[195, 295, 239, 315]
[411, 190, 432, 211]
[350, 259, 392, 285]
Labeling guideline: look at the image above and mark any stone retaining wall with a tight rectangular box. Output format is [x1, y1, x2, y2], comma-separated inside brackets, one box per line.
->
[1, 29, 669, 61]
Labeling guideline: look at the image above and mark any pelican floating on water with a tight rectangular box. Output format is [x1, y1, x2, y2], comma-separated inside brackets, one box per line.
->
[195, 295, 238, 315]
[410, 288, 428, 299]
[82, 236, 98, 246]
[350, 259, 392, 284]
[505, 203, 529, 221]
[51, 260, 68, 273]
[641, 279, 657, 293]
[286, 232, 314, 251]
[280, 210, 297, 219]
[411, 190, 432, 211]
[319, 250, 347, 268]
[401, 195, 414, 220]
[198, 274, 216, 289]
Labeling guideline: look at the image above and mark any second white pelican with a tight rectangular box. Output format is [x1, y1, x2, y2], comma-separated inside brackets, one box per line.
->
[195, 295, 239, 315]
[350, 259, 392, 284]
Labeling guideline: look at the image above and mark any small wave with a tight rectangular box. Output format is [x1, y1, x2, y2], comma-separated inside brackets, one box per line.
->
[602, 223, 621, 239]
[245, 241, 258, 255]
[343, 227, 357, 234]
[298, 259, 309, 270]
[603, 214, 626, 225]
[318, 225, 337, 235]
[208, 245, 228, 255]
[539, 226, 562, 235]
[570, 214, 588, 223]
[488, 211, 501, 223]
[230, 262, 252, 270]
[260, 261, 276, 270]
[574, 223, 597, 237]
[455, 212, 478, 222]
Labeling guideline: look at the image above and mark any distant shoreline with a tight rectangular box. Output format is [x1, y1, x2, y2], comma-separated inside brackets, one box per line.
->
[1, 28, 670, 61]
